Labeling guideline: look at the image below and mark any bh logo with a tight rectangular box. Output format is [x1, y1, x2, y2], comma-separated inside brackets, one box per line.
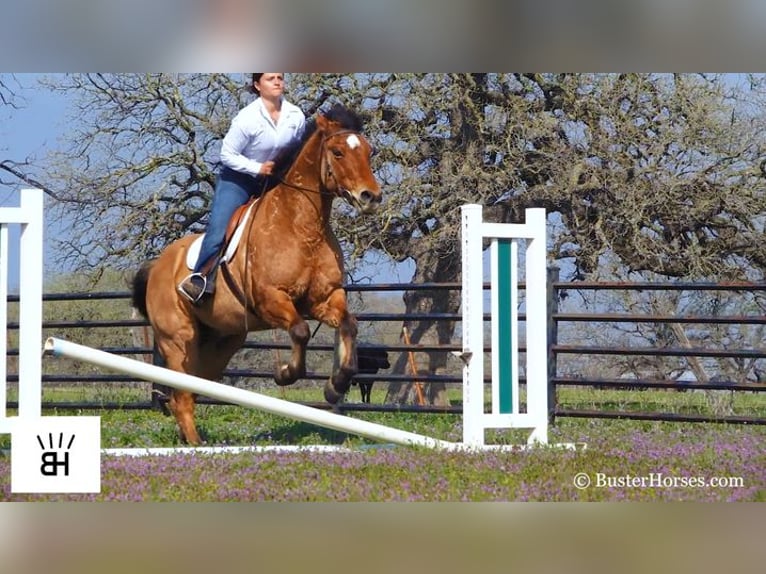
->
[11, 416, 101, 493]
[37, 432, 75, 476]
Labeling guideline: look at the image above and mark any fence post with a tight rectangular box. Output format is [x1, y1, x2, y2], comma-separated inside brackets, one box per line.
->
[20, 190, 43, 419]
[0, 207, 7, 420]
[546, 266, 560, 426]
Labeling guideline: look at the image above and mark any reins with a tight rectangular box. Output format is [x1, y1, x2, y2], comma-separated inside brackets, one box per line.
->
[276, 178, 334, 196]
[276, 129, 361, 196]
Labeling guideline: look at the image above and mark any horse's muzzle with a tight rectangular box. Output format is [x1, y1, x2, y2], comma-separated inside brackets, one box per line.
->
[356, 189, 382, 214]
[343, 188, 382, 214]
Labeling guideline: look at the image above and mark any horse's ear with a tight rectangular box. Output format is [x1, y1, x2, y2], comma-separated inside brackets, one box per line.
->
[315, 114, 330, 132]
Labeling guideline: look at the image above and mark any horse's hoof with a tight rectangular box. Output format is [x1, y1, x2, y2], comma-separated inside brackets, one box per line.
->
[324, 380, 345, 404]
[274, 364, 293, 386]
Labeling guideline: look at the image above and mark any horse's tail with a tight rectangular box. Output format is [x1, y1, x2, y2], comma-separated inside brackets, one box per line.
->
[131, 261, 155, 318]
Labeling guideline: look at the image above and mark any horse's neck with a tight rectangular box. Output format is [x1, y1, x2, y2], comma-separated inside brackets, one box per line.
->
[280, 136, 333, 227]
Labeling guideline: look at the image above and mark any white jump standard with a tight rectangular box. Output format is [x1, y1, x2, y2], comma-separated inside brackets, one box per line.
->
[0, 189, 44, 434]
[460, 205, 549, 446]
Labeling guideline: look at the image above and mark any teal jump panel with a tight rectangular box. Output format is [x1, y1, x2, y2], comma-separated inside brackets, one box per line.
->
[497, 239, 513, 414]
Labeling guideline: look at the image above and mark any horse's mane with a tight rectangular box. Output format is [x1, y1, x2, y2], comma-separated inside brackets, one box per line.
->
[272, 104, 364, 180]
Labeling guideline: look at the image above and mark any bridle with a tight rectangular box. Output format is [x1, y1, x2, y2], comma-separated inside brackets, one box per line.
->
[277, 129, 365, 197]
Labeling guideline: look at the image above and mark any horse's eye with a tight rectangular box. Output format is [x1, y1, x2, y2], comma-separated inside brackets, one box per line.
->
[332, 149, 343, 158]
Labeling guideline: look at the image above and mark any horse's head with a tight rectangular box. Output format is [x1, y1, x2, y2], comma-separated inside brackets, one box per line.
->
[317, 113, 382, 214]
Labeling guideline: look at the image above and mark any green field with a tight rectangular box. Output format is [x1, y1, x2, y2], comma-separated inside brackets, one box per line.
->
[2, 384, 764, 448]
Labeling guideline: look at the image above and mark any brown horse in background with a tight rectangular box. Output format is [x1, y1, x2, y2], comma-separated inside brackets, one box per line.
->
[131, 105, 382, 445]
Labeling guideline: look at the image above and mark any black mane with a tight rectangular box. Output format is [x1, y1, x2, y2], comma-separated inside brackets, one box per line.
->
[323, 103, 364, 132]
[273, 104, 364, 180]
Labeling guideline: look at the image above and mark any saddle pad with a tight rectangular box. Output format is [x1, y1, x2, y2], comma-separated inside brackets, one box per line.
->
[185, 201, 257, 270]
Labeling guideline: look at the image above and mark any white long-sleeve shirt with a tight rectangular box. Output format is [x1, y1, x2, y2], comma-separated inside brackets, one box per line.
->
[219, 97, 306, 177]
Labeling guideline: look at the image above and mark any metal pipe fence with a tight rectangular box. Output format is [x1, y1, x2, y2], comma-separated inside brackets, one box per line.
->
[4, 279, 766, 424]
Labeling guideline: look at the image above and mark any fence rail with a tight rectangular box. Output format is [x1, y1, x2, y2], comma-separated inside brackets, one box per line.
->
[4, 279, 766, 424]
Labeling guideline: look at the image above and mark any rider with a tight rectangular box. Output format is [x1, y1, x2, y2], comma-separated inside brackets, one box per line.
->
[178, 73, 306, 303]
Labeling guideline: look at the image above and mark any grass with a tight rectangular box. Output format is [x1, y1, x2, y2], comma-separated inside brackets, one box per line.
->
[4, 382, 763, 447]
[1, 384, 764, 501]
[560, 385, 764, 416]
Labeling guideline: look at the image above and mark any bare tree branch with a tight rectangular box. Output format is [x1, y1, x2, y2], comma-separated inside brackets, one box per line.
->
[5, 73, 766, 402]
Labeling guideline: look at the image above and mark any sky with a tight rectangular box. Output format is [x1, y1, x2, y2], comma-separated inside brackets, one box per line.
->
[0, 74, 73, 289]
[0, 75, 70, 192]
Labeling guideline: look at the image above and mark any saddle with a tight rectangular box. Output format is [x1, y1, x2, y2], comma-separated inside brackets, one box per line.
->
[185, 197, 258, 272]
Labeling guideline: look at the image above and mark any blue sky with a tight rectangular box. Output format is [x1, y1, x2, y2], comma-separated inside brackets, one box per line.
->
[0, 75, 70, 198]
[1, 74, 72, 289]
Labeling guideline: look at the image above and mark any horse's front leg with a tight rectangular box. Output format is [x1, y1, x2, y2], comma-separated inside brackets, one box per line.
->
[259, 288, 310, 386]
[314, 289, 358, 404]
[275, 318, 310, 386]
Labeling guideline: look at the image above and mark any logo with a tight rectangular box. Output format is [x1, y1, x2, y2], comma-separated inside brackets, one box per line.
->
[11, 417, 101, 493]
[37, 432, 75, 476]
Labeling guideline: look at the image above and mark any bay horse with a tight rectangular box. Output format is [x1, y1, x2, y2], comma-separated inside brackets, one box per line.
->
[131, 105, 382, 445]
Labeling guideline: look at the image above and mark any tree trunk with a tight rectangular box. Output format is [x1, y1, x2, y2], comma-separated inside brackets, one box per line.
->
[385, 248, 460, 406]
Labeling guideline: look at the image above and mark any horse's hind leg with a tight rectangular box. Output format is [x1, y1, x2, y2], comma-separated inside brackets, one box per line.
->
[158, 337, 203, 445]
[161, 332, 245, 445]
[167, 389, 200, 445]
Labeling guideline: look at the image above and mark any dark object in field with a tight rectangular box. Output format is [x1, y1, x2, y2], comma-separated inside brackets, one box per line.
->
[353, 346, 391, 403]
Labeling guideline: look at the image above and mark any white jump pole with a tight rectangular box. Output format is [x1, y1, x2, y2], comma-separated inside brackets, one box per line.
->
[43, 337, 460, 451]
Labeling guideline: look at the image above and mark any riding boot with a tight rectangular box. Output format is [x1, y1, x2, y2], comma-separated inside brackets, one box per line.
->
[203, 265, 218, 295]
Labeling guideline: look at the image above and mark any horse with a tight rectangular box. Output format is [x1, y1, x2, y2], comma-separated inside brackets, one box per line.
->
[131, 104, 382, 445]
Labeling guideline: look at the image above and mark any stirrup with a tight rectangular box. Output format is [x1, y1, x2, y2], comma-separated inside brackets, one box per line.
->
[177, 272, 207, 303]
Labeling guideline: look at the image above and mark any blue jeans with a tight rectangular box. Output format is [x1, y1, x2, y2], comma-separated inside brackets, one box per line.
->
[193, 167, 270, 273]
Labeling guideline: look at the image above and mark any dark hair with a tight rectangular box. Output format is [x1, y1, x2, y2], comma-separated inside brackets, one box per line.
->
[250, 73, 287, 94]
[249, 73, 264, 94]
